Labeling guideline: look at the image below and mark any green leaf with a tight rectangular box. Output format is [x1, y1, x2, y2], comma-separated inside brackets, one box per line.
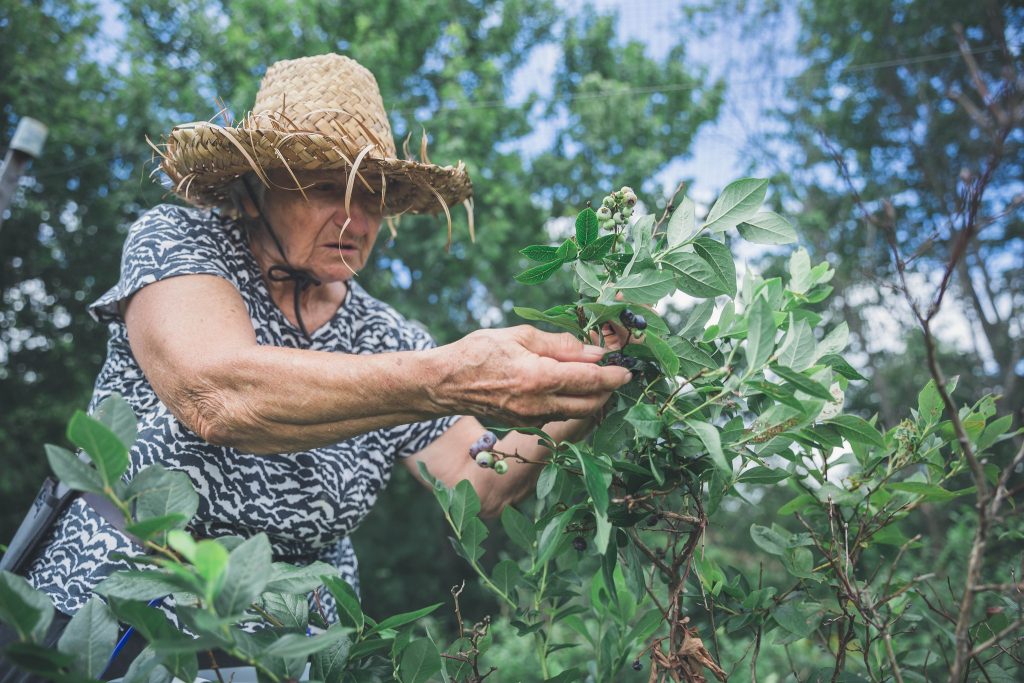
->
[642, 332, 680, 377]
[574, 261, 604, 295]
[491, 560, 521, 600]
[693, 237, 737, 297]
[918, 380, 944, 424]
[450, 480, 482, 534]
[264, 561, 339, 594]
[576, 207, 599, 247]
[95, 570, 187, 601]
[534, 507, 577, 570]
[750, 524, 787, 555]
[519, 244, 560, 262]
[625, 403, 662, 439]
[260, 592, 308, 630]
[580, 233, 617, 261]
[514, 259, 563, 285]
[193, 540, 229, 596]
[500, 506, 535, 552]
[827, 415, 885, 448]
[367, 603, 442, 636]
[677, 300, 715, 338]
[776, 316, 817, 371]
[778, 493, 817, 515]
[820, 354, 867, 381]
[556, 238, 579, 261]
[93, 394, 138, 450]
[889, 482, 975, 502]
[45, 445, 104, 494]
[457, 518, 488, 562]
[666, 196, 696, 247]
[614, 269, 677, 304]
[264, 625, 349, 658]
[663, 251, 729, 298]
[781, 547, 815, 578]
[213, 533, 271, 616]
[127, 465, 199, 532]
[788, 248, 812, 294]
[399, 638, 442, 683]
[125, 514, 189, 541]
[816, 322, 849, 359]
[702, 178, 768, 233]
[772, 599, 821, 638]
[67, 411, 130, 486]
[323, 576, 363, 633]
[512, 306, 582, 334]
[0, 571, 54, 642]
[737, 211, 797, 244]
[57, 597, 119, 677]
[745, 297, 776, 372]
[577, 451, 612, 516]
[311, 627, 351, 683]
[675, 338, 718, 376]
[685, 420, 730, 473]
[771, 364, 835, 401]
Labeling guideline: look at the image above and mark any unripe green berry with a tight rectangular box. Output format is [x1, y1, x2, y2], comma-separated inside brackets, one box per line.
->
[596, 206, 612, 220]
[475, 452, 494, 468]
[493, 460, 509, 475]
[602, 195, 614, 208]
[622, 206, 633, 218]
[613, 212, 622, 223]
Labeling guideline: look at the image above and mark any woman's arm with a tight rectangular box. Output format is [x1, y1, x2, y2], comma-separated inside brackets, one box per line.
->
[123, 274, 630, 454]
[403, 414, 600, 518]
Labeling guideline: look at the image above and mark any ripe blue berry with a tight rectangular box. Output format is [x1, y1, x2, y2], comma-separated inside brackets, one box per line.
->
[632, 314, 647, 331]
[469, 444, 481, 458]
[478, 431, 497, 450]
[619, 310, 636, 326]
[572, 537, 587, 552]
[632, 659, 643, 671]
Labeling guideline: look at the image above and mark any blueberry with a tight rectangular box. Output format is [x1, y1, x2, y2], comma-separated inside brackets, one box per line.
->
[475, 452, 494, 468]
[469, 444, 481, 458]
[619, 309, 636, 326]
[647, 515, 659, 526]
[572, 537, 587, 552]
[632, 659, 643, 671]
[632, 314, 647, 331]
[478, 431, 497, 450]
[603, 352, 624, 366]
[493, 460, 509, 475]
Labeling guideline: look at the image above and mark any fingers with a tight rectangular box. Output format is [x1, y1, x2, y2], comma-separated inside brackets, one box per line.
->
[515, 326, 605, 363]
[545, 360, 631, 395]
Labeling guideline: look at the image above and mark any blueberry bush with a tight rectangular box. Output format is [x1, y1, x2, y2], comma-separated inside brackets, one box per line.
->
[0, 179, 1020, 683]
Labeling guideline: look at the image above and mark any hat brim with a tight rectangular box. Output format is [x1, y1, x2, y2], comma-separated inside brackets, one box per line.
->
[160, 122, 473, 215]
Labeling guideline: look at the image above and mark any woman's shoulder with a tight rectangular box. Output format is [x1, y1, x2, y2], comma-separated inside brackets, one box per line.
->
[129, 203, 237, 240]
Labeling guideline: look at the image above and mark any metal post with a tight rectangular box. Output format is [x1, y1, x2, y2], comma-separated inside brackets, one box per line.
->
[0, 117, 48, 231]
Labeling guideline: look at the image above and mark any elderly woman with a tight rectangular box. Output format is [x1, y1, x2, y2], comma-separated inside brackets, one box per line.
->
[2, 54, 629, 677]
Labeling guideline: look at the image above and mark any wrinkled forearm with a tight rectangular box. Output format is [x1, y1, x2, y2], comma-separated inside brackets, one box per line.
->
[176, 345, 451, 454]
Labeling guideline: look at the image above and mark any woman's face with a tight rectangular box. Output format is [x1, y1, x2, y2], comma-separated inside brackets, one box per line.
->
[252, 170, 384, 282]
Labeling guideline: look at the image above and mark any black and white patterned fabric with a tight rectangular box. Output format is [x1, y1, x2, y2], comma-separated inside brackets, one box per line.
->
[25, 204, 458, 622]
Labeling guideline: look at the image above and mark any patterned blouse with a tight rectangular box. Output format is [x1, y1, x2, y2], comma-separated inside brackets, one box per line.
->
[25, 204, 457, 620]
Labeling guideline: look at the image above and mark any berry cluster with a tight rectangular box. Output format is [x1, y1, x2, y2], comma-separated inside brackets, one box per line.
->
[602, 352, 641, 371]
[619, 308, 647, 332]
[595, 186, 638, 230]
[468, 431, 508, 474]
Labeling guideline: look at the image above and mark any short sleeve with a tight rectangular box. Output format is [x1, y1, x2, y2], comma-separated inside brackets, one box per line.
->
[89, 204, 235, 324]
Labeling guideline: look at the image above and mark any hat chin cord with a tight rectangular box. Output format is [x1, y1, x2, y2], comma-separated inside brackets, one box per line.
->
[242, 178, 322, 339]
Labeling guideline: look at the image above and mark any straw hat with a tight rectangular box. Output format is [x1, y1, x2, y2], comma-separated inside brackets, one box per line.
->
[157, 54, 473, 217]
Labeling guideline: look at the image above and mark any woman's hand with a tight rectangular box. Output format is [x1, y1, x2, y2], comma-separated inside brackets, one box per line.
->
[426, 325, 632, 426]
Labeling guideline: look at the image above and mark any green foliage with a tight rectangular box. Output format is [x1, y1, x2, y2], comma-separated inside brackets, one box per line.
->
[420, 180, 1022, 681]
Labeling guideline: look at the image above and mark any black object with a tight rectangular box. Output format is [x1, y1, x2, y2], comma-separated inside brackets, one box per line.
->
[1, 479, 137, 576]
[0, 478, 74, 576]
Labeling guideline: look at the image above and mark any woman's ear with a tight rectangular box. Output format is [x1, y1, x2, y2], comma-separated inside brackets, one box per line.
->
[240, 193, 259, 219]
